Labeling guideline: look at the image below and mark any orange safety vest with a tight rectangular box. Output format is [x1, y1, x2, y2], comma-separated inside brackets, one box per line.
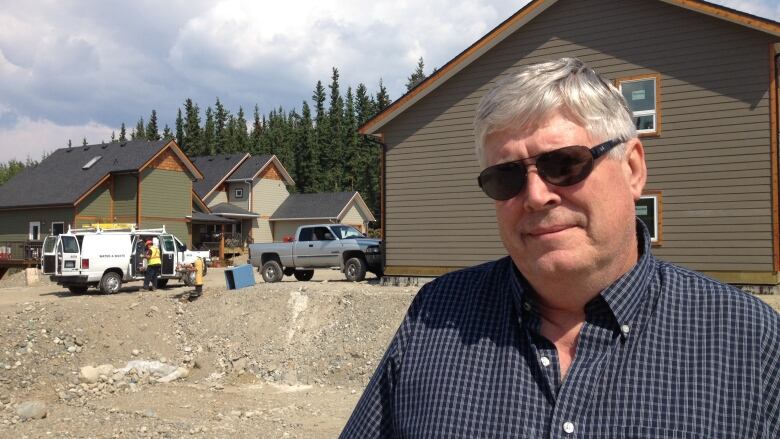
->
[148, 246, 161, 266]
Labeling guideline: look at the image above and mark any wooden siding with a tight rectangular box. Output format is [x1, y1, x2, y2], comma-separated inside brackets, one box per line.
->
[341, 203, 370, 231]
[227, 182, 250, 211]
[0, 208, 74, 241]
[206, 189, 228, 207]
[139, 168, 191, 219]
[259, 163, 284, 181]
[148, 149, 188, 172]
[380, 0, 778, 273]
[273, 220, 333, 242]
[76, 181, 112, 224]
[113, 174, 137, 224]
[140, 218, 189, 246]
[252, 177, 289, 243]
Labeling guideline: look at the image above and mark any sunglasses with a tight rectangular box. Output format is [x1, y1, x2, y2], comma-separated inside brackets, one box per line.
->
[477, 138, 624, 201]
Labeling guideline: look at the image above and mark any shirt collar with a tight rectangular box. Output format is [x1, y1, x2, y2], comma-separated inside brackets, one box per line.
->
[509, 218, 656, 335]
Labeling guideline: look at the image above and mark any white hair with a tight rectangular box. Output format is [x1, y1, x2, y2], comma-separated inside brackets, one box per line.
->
[474, 58, 637, 167]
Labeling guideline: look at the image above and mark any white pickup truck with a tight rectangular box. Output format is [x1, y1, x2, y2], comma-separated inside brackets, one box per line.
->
[41, 226, 210, 294]
[248, 224, 383, 282]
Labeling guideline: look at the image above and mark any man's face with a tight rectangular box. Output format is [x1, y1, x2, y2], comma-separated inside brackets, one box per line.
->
[483, 112, 646, 281]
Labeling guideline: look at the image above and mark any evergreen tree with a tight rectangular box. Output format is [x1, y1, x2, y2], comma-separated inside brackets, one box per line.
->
[406, 57, 427, 91]
[183, 99, 202, 155]
[355, 83, 381, 215]
[293, 101, 318, 193]
[214, 98, 229, 153]
[119, 123, 127, 141]
[343, 86, 359, 191]
[327, 68, 345, 190]
[376, 79, 391, 111]
[251, 105, 263, 153]
[312, 80, 328, 192]
[203, 107, 215, 155]
[175, 109, 184, 149]
[232, 106, 250, 153]
[82, 137, 88, 146]
[162, 124, 174, 140]
[146, 109, 160, 140]
[111, 131, 116, 142]
[68, 139, 72, 148]
[133, 118, 145, 141]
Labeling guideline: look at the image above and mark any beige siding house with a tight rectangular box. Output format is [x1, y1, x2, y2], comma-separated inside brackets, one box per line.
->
[361, 0, 780, 284]
[271, 192, 376, 240]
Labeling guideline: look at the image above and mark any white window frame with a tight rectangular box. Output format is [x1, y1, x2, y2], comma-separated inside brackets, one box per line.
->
[51, 221, 65, 236]
[29, 221, 41, 241]
[617, 74, 660, 136]
[636, 193, 662, 245]
[234, 188, 244, 198]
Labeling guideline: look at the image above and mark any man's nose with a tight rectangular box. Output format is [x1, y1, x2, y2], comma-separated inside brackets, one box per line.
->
[522, 168, 561, 212]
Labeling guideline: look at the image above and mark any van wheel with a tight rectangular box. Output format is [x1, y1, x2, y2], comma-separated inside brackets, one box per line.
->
[344, 257, 367, 282]
[68, 286, 88, 294]
[100, 272, 122, 294]
[157, 279, 169, 289]
[261, 260, 283, 283]
[293, 270, 314, 281]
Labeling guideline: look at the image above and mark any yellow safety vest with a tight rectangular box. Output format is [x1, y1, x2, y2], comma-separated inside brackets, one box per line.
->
[149, 246, 161, 266]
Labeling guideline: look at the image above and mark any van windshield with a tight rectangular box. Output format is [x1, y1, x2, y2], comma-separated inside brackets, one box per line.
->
[61, 236, 79, 253]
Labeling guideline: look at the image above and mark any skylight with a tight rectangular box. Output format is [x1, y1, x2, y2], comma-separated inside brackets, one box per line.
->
[82, 155, 102, 170]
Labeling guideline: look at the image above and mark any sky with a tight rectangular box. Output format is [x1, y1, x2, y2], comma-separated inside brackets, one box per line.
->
[0, 0, 778, 162]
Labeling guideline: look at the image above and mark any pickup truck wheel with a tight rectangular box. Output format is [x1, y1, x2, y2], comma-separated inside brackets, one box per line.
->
[100, 272, 122, 294]
[293, 269, 314, 281]
[261, 260, 284, 283]
[67, 286, 88, 294]
[344, 257, 367, 282]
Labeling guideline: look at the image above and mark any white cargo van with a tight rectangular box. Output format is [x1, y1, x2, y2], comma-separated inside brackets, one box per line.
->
[41, 226, 209, 294]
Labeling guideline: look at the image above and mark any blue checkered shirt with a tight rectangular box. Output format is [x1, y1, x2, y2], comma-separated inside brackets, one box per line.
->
[340, 223, 780, 438]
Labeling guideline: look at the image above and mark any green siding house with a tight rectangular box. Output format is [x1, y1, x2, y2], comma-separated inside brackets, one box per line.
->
[0, 140, 203, 251]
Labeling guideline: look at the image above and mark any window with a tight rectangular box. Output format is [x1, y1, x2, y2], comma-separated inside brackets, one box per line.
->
[29, 222, 41, 240]
[617, 74, 660, 136]
[82, 155, 102, 169]
[51, 222, 65, 236]
[234, 188, 244, 198]
[233, 221, 242, 235]
[636, 192, 662, 244]
[298, 228, 314, 241]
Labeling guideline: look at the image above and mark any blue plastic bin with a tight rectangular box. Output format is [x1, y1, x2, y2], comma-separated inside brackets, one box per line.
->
[224, 264, 255, 290]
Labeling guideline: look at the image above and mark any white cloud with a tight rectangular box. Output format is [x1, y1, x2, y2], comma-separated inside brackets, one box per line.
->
[0, 117, 114, 162]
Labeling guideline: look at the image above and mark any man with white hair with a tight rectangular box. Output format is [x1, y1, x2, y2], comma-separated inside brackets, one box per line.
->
[341, 58, 779, 438]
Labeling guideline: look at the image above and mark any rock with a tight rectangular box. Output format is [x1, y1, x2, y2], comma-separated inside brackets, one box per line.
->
[16, 400, 47, 419]
[131, 349, 140, 356]
[79, 366, 100, 384]
[95, 364, 114, 377]
[232, 358, 247, 373]
[67, 346, 77, 353]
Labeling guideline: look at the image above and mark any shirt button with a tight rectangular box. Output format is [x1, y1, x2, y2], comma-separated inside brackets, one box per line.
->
[523, 302, 531, 311]
[563, 421, 575, 434]
[540, 356, 551, 367]
[621, 324, 631, 335]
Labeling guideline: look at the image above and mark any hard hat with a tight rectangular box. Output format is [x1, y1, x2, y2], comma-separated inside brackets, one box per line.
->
[146, 240, 153, 246]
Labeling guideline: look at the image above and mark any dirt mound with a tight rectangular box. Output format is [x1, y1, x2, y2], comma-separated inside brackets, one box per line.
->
[0, 268, 416, 437]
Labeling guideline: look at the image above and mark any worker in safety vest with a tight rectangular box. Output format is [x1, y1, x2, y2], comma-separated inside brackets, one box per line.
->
[143, 240, 162, 291]
[189, 257, 205, 301]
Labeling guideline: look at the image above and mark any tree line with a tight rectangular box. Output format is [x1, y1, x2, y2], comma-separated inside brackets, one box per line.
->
[1, 59, 434, 221]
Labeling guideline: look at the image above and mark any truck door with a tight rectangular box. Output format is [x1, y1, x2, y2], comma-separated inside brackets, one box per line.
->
[160, 235, 176, 276]
[41, 236, 57, 275]
[58, 235, 81, 275]
[293, 226, 341, 268]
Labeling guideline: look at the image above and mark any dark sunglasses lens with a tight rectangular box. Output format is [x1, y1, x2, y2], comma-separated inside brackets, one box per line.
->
[537, 146, 594, 186]
[479, 163, 527, 200]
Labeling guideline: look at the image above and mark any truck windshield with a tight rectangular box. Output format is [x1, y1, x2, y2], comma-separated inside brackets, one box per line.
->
[330, 225, 363, 239]
[60, 235, 79, 253]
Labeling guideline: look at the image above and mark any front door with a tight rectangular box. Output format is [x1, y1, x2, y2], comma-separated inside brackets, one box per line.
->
[160, 235, 176, 276]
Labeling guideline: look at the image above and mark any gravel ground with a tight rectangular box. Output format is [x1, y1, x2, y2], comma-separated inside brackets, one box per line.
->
[0, 266, 777, 438]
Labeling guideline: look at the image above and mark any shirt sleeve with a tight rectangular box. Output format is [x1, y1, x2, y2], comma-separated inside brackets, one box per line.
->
[339, 285, 427, 438]
[762, 307, 780, 438]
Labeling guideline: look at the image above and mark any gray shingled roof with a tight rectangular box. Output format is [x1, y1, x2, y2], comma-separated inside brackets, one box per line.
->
[0, 140, 169, 209]
[210, 202, 259, 217]
[270, 192, 357, 220]
[226, 154, 273, 181]
[190, 211, 237, 224]
[190, 153, 248, 198]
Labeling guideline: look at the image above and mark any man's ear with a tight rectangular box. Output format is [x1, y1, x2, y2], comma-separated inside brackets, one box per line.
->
[624, 139, 647, 200]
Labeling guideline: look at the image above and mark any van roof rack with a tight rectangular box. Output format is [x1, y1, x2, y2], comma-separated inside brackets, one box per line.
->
[66, 225, 167, 234]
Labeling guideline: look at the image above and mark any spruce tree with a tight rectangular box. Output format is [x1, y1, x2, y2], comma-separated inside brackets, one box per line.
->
[82, 137, 88, 146]
[111, 131, 116, 142]
[343, 86, 359, 192]
[355, 83, 381, 215]
[233, 106, 250, 153]
[175, 109, 184, 149]
[134, 118, 146, 141]
[203, 107, 215, 155]
[326, 68, 345, 190]
[312, 80, 329, 192]
[406, 57, 427, 91]
[251, 105, 263, 153]
[376, 79, 391, 111]
[293, 101, 318, 193]
[183, 99, 202, 155]
[146, 110, 160, 140]
[119, 123, 127, 141]
[162, 124, 174, 140]
[214, 98, 229, 153]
